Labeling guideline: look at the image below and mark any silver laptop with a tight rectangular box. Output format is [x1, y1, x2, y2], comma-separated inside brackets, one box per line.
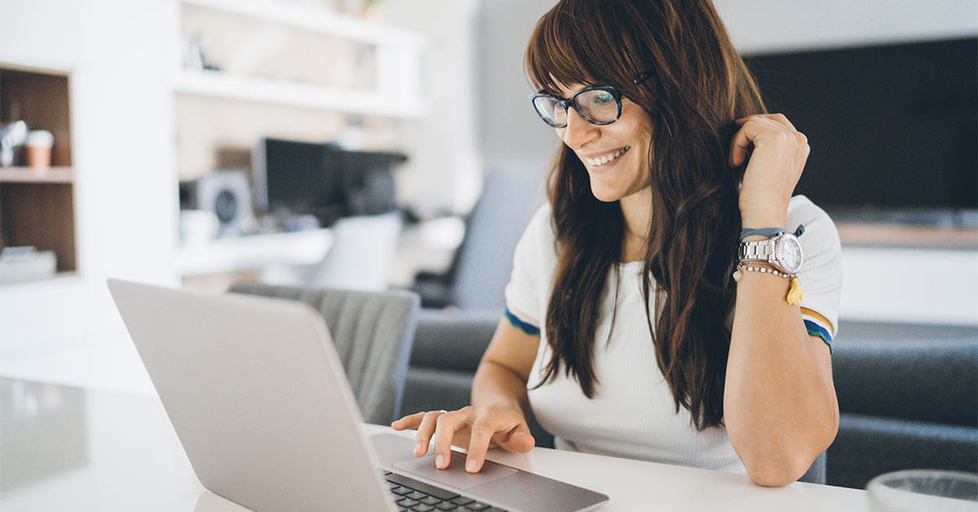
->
[108, 279, 608, 512]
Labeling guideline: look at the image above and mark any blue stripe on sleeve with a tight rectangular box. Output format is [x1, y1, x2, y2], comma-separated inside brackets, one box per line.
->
[505, 307, 540, 336]
[804, 319, 833, 353]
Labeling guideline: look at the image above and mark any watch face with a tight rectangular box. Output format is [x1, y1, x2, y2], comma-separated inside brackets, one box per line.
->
[775, 236, 803, 273]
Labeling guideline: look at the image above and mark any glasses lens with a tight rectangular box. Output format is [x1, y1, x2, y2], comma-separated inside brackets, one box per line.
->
[532, 95, 567, 127]
[576, 89, 620, 124]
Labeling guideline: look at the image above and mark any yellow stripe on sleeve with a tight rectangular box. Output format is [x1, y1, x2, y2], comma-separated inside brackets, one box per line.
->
[800, 307, 834, 337]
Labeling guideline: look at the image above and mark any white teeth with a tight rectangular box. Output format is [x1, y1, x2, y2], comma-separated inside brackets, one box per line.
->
[585, 146, 630, 166]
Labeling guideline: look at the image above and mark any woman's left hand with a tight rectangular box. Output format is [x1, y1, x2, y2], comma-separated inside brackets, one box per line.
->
[729, 113, 810, 228]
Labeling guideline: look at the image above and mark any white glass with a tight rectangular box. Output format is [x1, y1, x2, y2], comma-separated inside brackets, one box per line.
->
[866, 469, 978, 512]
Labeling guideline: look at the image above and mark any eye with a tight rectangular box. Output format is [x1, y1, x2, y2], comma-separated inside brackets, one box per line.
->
[593, 91, 615, 105]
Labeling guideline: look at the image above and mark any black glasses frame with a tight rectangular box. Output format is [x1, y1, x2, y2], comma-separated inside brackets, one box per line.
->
[528, 70, 656, 128]
[529, 86, 623, 128]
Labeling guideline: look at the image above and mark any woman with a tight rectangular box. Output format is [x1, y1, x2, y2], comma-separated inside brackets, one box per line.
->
[393, 0, 842, 487]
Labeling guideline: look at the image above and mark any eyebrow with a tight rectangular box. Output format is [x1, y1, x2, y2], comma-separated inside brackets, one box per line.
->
[540, 80, 602, 98]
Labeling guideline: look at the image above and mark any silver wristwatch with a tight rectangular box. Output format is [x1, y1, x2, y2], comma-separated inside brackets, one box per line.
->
[738, 232, 804, 275]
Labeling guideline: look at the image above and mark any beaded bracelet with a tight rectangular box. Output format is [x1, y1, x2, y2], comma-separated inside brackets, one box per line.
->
[732, 263, 792, 281]
[732, 263, 804, 305]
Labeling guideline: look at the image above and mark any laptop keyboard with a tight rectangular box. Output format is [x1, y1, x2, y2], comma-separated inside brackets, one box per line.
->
[382, 471, 508, 512]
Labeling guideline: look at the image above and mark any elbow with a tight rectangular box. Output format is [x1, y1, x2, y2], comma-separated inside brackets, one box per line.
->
[744, 455, 812, 487]
[743, 424, 839, 488]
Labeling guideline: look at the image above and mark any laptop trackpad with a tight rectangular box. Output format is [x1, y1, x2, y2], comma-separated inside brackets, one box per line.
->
[392, 452, 517, 490]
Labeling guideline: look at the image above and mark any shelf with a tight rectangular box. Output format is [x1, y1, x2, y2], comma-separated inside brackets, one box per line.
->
[837, 222, 978, 250]
[176, 228, 333, 276]
[181, 0, 423, 48]
[0, 167, 75, 184]
[0, 271, 79, 287]
[174, 70, 426, 118]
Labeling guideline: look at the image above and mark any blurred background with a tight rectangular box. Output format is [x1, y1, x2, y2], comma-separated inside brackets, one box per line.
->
[0, 0, 975, 381]
[0, 0, 975, 492]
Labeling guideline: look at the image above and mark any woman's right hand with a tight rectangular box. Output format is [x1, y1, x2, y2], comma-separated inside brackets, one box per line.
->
[391, 404, 536, 473]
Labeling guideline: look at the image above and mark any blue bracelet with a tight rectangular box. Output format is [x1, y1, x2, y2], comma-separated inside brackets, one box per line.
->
[739, 224, 805, 241]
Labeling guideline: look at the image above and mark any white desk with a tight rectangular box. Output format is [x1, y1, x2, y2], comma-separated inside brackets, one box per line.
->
[0, 377, 869, 511]
[175, 229, 333, 276]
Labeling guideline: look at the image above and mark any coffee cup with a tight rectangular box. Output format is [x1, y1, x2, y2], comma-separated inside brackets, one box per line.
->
[25, 130, 54, 168]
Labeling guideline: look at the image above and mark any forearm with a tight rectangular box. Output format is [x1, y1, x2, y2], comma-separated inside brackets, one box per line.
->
[471, 359, 531, 415]
[724, 271, 839, 486]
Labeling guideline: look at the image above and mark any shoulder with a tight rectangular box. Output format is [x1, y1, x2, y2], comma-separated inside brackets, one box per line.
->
[517, 202, 556, 251]
[527, 202, 553, 233]
[787, 195, 841, 255]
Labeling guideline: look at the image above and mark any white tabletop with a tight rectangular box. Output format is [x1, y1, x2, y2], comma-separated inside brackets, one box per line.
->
[0, 377, 869, 511]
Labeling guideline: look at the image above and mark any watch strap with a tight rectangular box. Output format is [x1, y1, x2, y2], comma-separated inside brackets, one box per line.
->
[739, 226, 787, 241]
[739, 239, 775, 261]
[739, 224, 806, 241]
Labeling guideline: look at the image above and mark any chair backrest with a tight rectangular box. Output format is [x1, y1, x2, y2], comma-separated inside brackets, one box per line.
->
[311, 211, 403, 291]
[449, 167, 544, 311]
[228, 283, 420, 424]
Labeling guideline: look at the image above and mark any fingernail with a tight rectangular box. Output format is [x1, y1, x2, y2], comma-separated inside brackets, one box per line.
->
[436, 454, 446, 468]
[414, 443, 424, 455]
[465, 458, 478, 473]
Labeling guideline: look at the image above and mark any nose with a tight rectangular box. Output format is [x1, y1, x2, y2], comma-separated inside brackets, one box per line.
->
[559, 106, 598, 149]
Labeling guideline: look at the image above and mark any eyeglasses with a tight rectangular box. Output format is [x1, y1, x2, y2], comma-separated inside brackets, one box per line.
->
[530, 86, 623, 128]
[528, 70, 655, 129]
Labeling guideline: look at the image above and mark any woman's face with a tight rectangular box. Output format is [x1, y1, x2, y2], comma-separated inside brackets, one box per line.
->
[553, 82, 654, 203]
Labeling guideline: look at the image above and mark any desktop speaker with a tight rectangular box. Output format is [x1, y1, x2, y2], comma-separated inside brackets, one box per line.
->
[179, 170, 255, 236]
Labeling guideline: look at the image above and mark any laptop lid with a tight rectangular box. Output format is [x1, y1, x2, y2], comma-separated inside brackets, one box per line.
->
[109, 279, 609, 512]
[108, 279, 394, 512]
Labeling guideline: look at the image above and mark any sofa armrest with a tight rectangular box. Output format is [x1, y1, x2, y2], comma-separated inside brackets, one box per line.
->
[409, 309, 501, 372]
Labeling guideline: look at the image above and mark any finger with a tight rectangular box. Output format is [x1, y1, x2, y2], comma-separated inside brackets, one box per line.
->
[413, 411, 446, 457]
[433, 410, 468, 469]
[464, 419, 497, 473]
[765, 112, 796, 131]
[496, 422, 535, 453]
[729, 123, 753, 167]
[390, 411, 427, 430]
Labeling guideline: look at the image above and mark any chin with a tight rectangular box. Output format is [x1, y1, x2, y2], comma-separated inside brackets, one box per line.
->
[588, 184, 624, 203]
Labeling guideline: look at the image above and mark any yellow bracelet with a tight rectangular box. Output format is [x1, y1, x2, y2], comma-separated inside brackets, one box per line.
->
[733, 264, 804, 305]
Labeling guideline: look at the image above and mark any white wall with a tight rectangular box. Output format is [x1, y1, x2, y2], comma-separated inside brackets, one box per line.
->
[476, 0, 557, 176]
[474, 0, 978, 326]
[375, 0, 484, 213]
[713, 0, 978, 54]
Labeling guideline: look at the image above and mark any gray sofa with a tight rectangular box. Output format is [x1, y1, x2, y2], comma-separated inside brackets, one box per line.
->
[827, 321, 978, 488]
[401, 317, 978, 488]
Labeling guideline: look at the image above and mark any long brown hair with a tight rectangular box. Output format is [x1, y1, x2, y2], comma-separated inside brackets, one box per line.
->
[525, 0, 766, 430]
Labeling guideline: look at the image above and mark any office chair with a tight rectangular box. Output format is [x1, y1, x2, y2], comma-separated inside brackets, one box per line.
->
[411, 166, 544, 310]
[310, 211, 404, 291]
[228, 283, 420, 424]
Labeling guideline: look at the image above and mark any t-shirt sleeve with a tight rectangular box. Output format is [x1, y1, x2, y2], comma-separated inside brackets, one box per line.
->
[787, 195, 843, 348]
[503, 203, 554, 336]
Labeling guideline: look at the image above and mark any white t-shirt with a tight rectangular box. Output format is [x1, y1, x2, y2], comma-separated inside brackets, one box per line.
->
[504, 195, 843, 473]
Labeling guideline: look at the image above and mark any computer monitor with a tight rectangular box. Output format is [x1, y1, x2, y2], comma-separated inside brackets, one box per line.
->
[252, 138, 345, 225]
[253, 138, 408, 226]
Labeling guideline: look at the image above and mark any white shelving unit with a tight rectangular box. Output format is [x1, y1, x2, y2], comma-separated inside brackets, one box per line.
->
[174, 69, 425, 118]
[175, 0, 426, 118]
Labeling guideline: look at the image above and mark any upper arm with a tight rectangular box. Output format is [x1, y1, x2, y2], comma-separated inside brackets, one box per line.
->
[480, 317, 541, 383]
[789, 196, 843, 349]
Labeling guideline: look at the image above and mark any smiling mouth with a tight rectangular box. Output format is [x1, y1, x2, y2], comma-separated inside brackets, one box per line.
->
[584, 146, 630, 167]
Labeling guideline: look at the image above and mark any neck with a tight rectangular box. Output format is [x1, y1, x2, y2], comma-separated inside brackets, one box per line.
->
[620, 187, 653, 239]
[619, 187, 653, 261]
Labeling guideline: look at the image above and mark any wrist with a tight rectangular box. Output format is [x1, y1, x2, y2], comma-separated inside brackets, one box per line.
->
[740, 206, 787, 229]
